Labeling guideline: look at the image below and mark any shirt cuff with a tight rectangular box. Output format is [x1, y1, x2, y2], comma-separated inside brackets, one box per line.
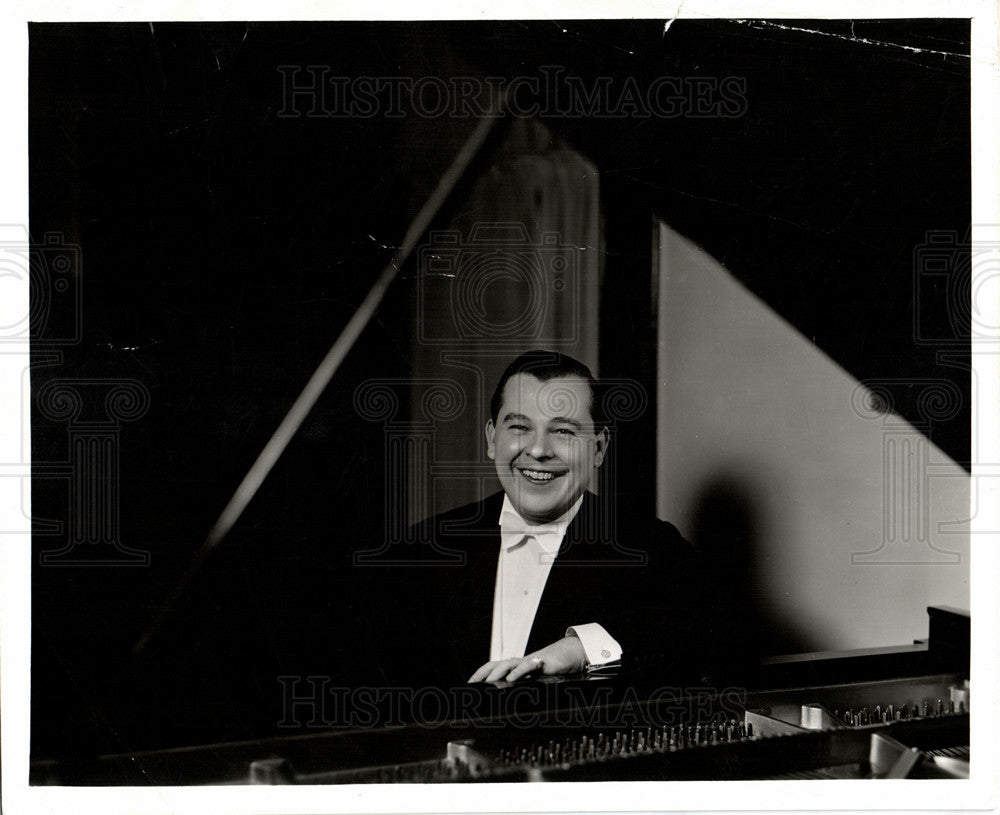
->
[566, 623, 622, 667]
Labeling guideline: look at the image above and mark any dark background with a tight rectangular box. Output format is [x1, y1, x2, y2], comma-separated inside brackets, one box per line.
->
[29, 20, 970, 758]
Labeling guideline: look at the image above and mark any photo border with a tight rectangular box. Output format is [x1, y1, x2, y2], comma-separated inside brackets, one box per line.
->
[1, 2, 997, 814]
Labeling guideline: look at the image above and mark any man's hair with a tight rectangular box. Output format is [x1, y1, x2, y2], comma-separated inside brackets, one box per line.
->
[489, 350, 604, 425]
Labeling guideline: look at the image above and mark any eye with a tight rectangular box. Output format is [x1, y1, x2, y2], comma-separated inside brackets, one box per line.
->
[553, 427, 576, 436]
[508, 424, 529, 432]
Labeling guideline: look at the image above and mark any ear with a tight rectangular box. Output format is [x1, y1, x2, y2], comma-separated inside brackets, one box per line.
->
[485, 419, 496, 460]
[593, 426, 609, 467]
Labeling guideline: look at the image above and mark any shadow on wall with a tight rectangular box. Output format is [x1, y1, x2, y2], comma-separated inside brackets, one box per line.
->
[690, 474, 817, 666]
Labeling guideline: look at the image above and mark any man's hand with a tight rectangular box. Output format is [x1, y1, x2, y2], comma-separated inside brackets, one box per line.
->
[467, 636, 587, 683]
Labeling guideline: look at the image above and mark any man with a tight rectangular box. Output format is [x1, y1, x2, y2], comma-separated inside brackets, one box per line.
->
[384, 350, 704, 687]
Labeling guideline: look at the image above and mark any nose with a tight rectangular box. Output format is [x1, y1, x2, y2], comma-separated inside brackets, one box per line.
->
[527, 430, 553, 460]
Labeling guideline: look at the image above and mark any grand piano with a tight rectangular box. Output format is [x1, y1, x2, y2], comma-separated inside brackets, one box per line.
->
[30, 606, 969, 784]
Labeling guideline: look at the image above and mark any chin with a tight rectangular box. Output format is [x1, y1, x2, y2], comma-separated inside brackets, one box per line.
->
[517, 497, 570, 524]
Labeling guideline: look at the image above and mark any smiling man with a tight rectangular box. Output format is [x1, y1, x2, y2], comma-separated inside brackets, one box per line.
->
[388, 350, 703, 687]
[471, 353, 614, 682]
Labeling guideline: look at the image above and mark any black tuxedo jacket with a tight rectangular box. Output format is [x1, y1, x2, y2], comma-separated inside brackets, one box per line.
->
[376, 491, 709, 687]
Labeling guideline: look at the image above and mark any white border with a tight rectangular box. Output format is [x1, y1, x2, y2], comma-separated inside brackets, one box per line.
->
[2, 2, 998, 815]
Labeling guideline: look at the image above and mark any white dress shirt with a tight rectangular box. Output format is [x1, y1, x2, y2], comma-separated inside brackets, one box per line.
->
[489, 494, 622, 668]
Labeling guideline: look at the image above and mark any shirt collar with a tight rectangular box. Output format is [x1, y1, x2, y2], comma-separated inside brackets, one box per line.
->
[497, 493, 585, 554]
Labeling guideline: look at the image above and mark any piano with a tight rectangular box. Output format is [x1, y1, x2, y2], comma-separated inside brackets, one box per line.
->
[29, 606, 969, 784]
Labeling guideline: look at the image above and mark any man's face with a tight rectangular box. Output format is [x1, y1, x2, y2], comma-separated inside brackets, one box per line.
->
[486, 373, 608, 524]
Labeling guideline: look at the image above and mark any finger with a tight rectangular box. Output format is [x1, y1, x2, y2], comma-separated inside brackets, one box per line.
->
[484, 660, 521, 682]
[506, 657, 544, 682]
[467, 662, 498, 683]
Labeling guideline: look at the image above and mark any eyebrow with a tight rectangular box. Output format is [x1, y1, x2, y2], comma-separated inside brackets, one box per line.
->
[501, 413, 584, 429]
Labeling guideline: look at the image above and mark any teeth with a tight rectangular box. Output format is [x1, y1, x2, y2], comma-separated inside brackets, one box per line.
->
[519, 469, 561, 481]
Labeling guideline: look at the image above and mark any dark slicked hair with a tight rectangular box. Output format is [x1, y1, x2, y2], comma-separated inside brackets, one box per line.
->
[489, 350, 604, 425]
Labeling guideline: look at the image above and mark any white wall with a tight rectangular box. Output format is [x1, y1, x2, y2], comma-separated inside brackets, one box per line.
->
[655, 221, 969, 652]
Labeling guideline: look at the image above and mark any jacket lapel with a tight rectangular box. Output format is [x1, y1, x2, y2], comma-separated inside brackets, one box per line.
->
[525, 492, 643, 652]
[442, 493, 503, 671]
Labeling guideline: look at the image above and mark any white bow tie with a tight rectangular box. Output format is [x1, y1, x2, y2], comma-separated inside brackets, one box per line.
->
[496, 493, 584, 555]
[500, 527, 562, 552]
[498, 508, 566, 555]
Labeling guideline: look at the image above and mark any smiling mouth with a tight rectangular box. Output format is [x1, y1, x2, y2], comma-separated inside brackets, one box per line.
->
[516, 467, 567, 484]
